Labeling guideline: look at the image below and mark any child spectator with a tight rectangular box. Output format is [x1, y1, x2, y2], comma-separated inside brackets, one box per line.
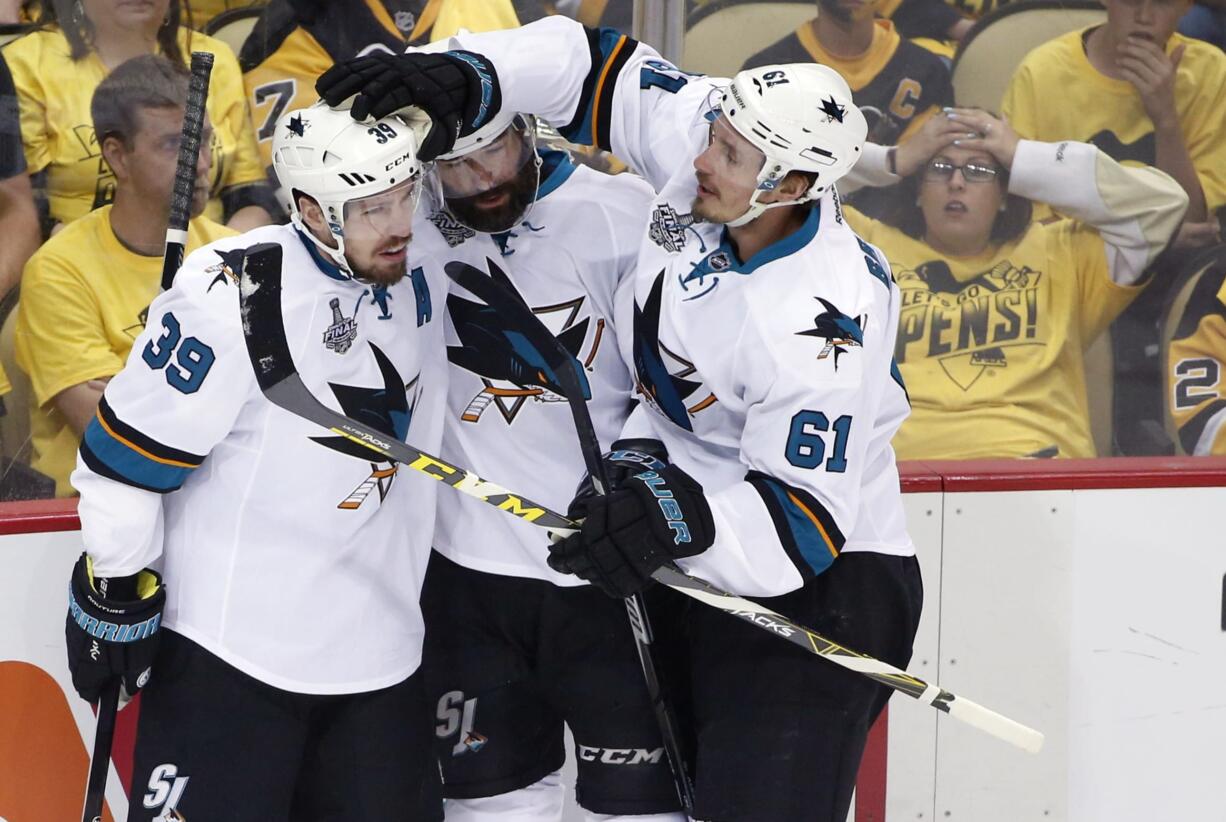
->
[1002, 0, 1226, 242]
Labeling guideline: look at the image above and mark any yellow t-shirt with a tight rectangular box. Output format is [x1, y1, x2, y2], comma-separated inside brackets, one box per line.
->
[5, 26, 266, 226]
[1166, 262, 1226, 455]
[14, 206, 235, 495]
[242, 0, 519, 168]
[1003, 29, 1226, 216]
[846, 207, 1143, 460]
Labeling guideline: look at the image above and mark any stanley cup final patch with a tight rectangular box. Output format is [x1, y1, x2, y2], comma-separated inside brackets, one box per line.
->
[648, 203, 698, 252]
[323, 297, 359, 354]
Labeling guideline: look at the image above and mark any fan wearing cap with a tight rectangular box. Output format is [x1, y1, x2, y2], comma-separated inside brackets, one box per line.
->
[65, 102, 447, 820]
[319, 16, 921, 822]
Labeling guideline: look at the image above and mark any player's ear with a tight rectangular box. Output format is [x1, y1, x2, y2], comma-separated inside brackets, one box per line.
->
[761, 170, 814, 204]
[297, 193, 325, 230]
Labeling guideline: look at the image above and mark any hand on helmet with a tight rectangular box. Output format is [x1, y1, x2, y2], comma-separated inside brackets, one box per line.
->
[316, 51, 502, 162]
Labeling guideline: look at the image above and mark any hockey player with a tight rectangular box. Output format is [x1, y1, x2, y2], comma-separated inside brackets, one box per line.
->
[63, 102, 446, 820]
[318, 16, 923, 822]
[415, 109, 687, 819]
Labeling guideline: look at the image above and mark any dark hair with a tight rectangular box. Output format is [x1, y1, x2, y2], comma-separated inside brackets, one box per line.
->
[41, 0, 192, 65]
[91, 54, 189, 146]
[880, 158, 1034, 247]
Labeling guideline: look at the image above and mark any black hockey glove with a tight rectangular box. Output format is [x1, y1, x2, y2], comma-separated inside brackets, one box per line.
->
[549, 459, 715, 598]
[315, 50, 501, 160]
[571, 439, 671, 500]
[65, 552, 165, 705]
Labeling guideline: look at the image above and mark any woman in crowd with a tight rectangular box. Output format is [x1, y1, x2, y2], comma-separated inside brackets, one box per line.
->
[6, 0, 272, 234]
[846, 108, 1188, 459]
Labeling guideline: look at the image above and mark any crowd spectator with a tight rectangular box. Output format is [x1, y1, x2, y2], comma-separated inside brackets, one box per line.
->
[744, 0, 952, 216]
[1165, 253, 1226, 455]
[5, 0, 272, 234]
[843, 109, 1187, 459]
[1002, 0, 1226, 452]
[14, 55, 236, 496]
[0, 52, 38, 306]
[241, 0, 519, 169]
[0, 50, 39, 456]
[1002, 0, 1226, 240]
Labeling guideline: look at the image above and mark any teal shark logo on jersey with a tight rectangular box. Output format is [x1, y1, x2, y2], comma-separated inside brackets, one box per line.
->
[797, 298, 863, 370]
[446, 258, 596, 425]
[632, 271, 715, 431]
[310, 343, 419, 509]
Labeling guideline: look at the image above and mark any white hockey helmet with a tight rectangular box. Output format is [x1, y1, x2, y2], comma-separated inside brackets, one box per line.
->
[271, 101, 427, 275]
[431, 110, 542, 232]
[715, 63, 867, 227]
[437, 106, 522, 161]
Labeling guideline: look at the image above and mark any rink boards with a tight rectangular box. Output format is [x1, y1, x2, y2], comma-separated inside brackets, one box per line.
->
[1, 457, 1224, 821]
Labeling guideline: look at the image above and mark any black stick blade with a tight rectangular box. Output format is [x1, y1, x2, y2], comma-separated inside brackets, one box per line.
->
[239, 243, 296, 391]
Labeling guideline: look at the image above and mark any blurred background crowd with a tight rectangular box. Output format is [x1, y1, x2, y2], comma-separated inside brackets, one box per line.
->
[0, 0, 1221, 500]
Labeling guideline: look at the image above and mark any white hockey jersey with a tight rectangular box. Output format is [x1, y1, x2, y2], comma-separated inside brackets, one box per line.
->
[418, 150, 652, 584]
[451, 18, 914, 597]
[72, 223, 448, 694]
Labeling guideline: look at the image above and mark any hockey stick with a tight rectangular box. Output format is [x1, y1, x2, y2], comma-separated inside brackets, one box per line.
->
[444, 259, 696, 811]
[80, 680, 119, 822]
[160, 51, 214, 291]
[239, 243, 572, 530]
[82, 52, 215, 822]
[237, 244, 1044, 754]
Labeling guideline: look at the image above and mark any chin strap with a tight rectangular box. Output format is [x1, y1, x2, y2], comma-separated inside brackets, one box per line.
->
[725, 191, 815, 228]
[291, 214, 355, 278]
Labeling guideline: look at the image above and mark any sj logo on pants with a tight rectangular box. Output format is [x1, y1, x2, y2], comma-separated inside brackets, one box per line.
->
[436, 690, 487, 755]
[143, 762, 189, 819]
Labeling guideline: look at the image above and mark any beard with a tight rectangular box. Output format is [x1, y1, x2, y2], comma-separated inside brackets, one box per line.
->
[444, 162, 540, 233]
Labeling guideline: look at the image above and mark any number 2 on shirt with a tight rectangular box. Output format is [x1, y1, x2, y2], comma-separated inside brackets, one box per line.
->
[142, 312, 215, 394]
[785, 410, 852, 473]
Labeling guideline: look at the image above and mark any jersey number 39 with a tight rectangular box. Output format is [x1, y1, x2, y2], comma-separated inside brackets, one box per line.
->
[142, 312, 216, 394]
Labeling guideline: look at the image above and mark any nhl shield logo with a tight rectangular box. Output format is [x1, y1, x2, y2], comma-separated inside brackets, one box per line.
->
[323, 297, 358, 354]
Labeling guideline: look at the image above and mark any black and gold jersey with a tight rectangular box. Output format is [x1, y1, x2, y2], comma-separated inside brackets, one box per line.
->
[743, 18, 952, 147]
[1166, 260, 1226, 455]
[241, 0, 519, 168]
